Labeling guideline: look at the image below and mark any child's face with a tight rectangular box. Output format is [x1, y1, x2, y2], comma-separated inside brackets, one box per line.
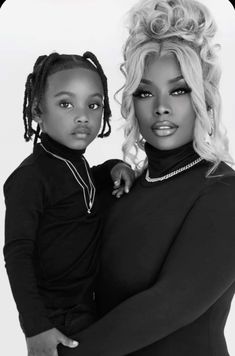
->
[133, 53, 196, 150]
[35, 67, 104, 150]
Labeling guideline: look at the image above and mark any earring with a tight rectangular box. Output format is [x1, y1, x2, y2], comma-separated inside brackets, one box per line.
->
[208, 108, 214, 136]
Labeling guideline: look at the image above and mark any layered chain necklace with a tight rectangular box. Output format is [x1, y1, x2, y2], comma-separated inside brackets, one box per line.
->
[40, 143, 95, 214]
[145, 157, 203, 182]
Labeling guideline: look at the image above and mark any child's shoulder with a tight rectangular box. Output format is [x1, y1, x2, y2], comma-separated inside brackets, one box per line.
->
[4, 149, 47, 192]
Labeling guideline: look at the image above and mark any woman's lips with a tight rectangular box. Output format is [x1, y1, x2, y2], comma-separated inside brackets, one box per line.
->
[151, 121, 178, 137]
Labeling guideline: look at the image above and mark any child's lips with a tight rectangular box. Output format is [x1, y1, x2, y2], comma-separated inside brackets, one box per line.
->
[72, 127, 90, 135]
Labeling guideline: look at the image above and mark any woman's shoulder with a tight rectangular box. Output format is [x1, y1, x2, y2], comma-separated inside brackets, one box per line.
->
[198, 161, 235, 206]
[206, 161, 235, 186]
[213, 161, 235, 177]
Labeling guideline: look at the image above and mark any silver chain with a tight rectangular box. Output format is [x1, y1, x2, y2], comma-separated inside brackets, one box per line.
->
[40, 143, 96, 213]
[145, 157, 203, 182]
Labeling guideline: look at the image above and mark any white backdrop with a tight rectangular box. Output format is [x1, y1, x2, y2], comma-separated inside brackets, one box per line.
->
[0, 0, 234, 355]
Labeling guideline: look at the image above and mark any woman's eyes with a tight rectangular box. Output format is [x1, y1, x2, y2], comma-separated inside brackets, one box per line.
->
[133, 90, 153, 98]
[171, 87, 191, 96]
[133, 87, 191, 98]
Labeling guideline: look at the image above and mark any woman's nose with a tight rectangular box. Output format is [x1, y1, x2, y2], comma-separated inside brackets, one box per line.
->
[154, 95, 171, 116]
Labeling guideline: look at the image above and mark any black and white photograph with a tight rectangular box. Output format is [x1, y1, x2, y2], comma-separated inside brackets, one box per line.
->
[0, 0, 235, 355]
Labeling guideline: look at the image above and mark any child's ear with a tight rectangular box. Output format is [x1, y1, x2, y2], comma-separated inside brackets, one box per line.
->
[32, 101, 43, 124]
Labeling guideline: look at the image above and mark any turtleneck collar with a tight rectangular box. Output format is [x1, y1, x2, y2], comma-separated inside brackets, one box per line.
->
[145, 140, 200, 178]
[38, 133, 85, 162]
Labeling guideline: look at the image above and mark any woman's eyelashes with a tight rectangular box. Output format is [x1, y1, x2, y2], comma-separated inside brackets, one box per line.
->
[133, 86, 191, 98]
[171, 87, 192, 96]
[133, 89, 152, 98]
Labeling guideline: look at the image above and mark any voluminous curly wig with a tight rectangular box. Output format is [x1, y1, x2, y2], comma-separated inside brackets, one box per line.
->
[120, 0, 233, 175]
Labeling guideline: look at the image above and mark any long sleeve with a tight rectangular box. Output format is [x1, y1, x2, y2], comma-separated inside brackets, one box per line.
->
[3, 165, 53, 337]
[91, 159, 123, 192]
[59, 177, 235, 356]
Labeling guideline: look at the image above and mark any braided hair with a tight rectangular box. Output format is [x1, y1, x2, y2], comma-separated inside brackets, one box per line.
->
[23, 51, 112, 145]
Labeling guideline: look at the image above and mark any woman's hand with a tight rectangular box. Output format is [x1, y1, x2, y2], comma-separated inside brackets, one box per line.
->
[111, 162, 136, 198]
[26, 328, 78, 356]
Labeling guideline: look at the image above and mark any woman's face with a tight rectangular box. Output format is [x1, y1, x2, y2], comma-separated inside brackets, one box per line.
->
[133, 53, 196, 150]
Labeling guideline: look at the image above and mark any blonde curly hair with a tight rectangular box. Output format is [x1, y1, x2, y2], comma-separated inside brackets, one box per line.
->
[120, 0, 233, 175]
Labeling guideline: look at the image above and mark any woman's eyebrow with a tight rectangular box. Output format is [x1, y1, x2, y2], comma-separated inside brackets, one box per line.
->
[140, 75, 184, 86]
[140, 78, 152, 85]
[168, 75, 184, 83]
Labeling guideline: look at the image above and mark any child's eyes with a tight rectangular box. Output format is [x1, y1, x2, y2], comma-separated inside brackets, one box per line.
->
[133, 90, 153, 98]
[59, 101, 73, 109]
[171, 87, 191, 96]
[89, 103, 102, 110]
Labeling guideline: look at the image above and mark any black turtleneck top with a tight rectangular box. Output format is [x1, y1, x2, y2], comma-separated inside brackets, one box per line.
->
[3, 133, 119, 337]
[60, 142, 235, 356]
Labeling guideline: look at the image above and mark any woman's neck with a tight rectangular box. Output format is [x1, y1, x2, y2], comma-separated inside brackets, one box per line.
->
[145, 141, 199, 178]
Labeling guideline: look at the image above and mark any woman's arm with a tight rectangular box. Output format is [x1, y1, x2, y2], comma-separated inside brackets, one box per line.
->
[59, 177, 235, 356]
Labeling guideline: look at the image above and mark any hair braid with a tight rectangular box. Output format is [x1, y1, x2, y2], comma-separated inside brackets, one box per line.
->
[23, 53, 61, 144]
[23, 73, 34, 141]
[34, 53, 60, 110]
[22, 51, 112, 145]
[83, 51, 112, 137]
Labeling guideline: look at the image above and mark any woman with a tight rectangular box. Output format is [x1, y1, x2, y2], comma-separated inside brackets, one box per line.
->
[59, 0, 235, 355]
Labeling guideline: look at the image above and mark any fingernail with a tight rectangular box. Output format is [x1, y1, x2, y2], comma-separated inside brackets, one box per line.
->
[72, 341, 79, 346]
[125, 188, 129, 193]
[114, 180, 120, 186]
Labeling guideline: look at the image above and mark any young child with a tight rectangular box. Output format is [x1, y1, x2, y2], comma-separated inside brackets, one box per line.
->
[3, 51, 134, 356]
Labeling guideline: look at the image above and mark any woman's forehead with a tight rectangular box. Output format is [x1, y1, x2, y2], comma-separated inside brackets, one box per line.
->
[143, 53, 183, 81]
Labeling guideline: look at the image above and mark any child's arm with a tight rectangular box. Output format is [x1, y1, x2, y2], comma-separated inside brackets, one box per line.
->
[3, 165, 53, 336]
[91, 159, 135, 197]
[3, 165, 77, 355]
[110, 162, 135, 198]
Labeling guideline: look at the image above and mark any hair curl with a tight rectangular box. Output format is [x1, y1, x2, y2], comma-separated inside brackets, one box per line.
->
[120, 0, 233, 175]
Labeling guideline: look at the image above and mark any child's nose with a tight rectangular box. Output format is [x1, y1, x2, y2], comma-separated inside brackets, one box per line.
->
[74, 109, 88, 123]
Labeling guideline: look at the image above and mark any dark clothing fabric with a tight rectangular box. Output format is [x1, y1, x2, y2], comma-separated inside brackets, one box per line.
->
[47, 304, 96, 337]
[3, 133, 117, 337]
[62, 142, 235, 356]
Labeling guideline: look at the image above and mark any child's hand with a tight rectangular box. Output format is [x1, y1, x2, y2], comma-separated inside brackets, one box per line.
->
[111, 162, 135, 198]
[26, 327, 78, 356]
